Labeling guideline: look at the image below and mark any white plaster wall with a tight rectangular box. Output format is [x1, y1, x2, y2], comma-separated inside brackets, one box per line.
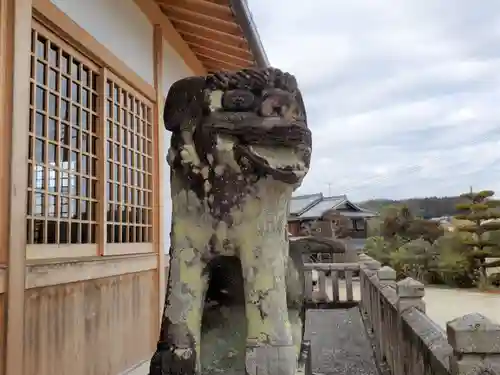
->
[162, 40, 194, 254]
[50, 0, 155, 85]
[51, 0, 196, 253]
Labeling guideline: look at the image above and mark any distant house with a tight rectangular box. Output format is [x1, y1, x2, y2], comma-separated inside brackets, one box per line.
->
[288, 193, 378, 250]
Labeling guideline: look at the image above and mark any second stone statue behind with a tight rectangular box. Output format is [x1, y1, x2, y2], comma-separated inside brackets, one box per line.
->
[150, 67, 312, 375]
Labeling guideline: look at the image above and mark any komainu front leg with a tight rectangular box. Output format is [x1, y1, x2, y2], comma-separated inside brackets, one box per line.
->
[240, 239, 297, 375]
[150, 247, 208, 375]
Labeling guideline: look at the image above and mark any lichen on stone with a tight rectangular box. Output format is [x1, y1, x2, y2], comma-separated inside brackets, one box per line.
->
[150, 67, 312, 375]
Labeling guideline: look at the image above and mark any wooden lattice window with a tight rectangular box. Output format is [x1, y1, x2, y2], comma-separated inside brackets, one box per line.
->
[27, 23, 100, 249]
[105, 77, 153, 244]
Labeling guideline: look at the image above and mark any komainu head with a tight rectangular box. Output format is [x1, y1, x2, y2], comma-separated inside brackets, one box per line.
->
[164, 67, 312, 187]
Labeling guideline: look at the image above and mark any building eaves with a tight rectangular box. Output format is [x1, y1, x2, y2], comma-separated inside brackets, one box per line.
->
[230, 0, 270, 68]
[153, 0, 268, 73]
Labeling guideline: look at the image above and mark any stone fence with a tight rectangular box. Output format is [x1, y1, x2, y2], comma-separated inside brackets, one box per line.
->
[303, 262, 359, 303]
[359, 253, 500, 375]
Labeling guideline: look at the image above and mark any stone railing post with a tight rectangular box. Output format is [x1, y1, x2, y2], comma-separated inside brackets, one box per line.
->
[359, 257, 380, 321]
[447, 313, 500, 374]
[396, 277, 425, 313]
[377, 266, 396, 288]
[359, 253, 380, 274]
[365, 259, 381, 272]
[394, 278, 425, 375]
[374, 266, 396, 367]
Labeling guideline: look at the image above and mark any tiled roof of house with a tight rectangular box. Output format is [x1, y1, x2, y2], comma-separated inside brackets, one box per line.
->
[289, 193, 323, 216]
[295, 195, 347, 220]
[289, 193, 378, 220]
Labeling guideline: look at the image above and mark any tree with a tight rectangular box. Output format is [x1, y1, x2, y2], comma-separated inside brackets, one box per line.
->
[432, 231, 475, 288]
[406, 218, 443, 243]
[364, 235, 404, 266]
[390, 238, 434, 282]
[381, 205, 443, 243]
[366, 216, 382, 237]
[360, 196, 463, 218]
[454, 189, 500, 289]
[381, 205, 413, 240]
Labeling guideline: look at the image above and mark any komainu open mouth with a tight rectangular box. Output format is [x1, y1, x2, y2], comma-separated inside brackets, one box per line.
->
[203, 112, 312, 184]
[238, 143, 310, 184]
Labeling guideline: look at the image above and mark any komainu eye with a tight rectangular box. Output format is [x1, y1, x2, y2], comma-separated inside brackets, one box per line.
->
[221, 89, 256, 111]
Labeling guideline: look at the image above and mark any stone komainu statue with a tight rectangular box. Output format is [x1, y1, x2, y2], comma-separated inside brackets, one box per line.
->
[149, 68, 312, 375]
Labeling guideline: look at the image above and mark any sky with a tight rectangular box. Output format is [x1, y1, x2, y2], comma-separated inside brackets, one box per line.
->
[247, 0, 500, 201]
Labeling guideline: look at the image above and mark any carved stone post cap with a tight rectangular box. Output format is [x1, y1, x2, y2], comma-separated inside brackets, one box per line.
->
[396, 277, 425, 298]
[358, 253, 372, 260]
[365, 260, 381, 271]
[377, 266, 396, 281]
[446, 313, 500, 354]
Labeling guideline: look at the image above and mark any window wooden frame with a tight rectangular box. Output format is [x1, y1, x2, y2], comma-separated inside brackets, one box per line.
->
[27, 20, 101, 259]
[25, 14, 157, 260]
[103, 70, 154, 252]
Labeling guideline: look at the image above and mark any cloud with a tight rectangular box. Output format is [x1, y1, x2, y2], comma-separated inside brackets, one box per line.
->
[248, 0, 500, 201]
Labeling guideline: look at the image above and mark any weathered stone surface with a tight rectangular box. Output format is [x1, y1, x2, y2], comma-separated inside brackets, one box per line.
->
[447, 314, 500, 375]
[197, 254, 305, 375]
[377, 266, 396, 282]
[365, 260, 381, 271]
[150, 68, 311, 375]
[396, 277, 425, 298]
[290, 236, 348, 256]
[400, 308, 452, 374]
[396, 278, 425, 313]
[447, 313, 500, 354]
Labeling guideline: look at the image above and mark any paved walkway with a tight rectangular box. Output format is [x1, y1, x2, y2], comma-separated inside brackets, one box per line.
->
[305, 307, 379, 375]
[334, 281, 500, 328]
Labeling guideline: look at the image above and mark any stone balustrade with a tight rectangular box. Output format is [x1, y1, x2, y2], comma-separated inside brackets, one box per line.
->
[359, 253, 500, 375]
[302, 244, 360, 304]
[303, 261, 359, 303]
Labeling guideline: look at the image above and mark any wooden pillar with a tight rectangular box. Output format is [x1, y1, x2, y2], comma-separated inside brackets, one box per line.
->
[0, 3, 11, 373]
[2, 0, 32, 374]
[0, 0, 10, 266]
[152, 24, 165, 326]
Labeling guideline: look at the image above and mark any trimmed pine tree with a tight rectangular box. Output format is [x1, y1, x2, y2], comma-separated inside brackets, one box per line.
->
[454, 189, 500, 289]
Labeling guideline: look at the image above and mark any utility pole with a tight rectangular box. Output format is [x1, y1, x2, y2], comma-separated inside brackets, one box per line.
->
[327, 183, 333, 197]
